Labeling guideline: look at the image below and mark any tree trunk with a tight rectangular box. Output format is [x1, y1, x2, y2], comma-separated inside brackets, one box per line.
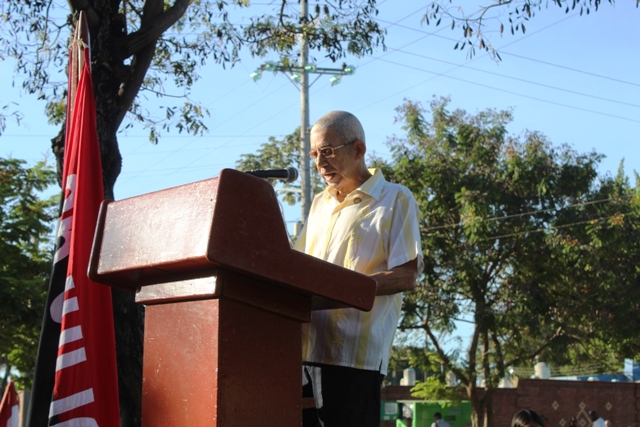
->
[92, 5, 142, 422]
[111, 289, 144, 427]
[467, 382, 496, 427]
[467, 383, 483, 427]
[482, 391, 494, 427]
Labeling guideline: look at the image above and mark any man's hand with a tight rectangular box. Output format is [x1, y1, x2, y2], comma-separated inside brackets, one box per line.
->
[369, 258, 418, 296]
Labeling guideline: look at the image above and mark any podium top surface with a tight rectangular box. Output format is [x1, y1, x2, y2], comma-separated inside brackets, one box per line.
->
[89, 169, 376, 311]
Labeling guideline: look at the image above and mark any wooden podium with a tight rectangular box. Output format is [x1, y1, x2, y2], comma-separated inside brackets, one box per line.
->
[88, 169, 377, 426]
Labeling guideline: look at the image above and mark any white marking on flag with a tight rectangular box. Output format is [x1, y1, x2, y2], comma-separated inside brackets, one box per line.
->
[51, 418, 99, 427]
[49, 388, 94, 417]
[60, 325, 83, 345]
[56, 347, 87, 371]
[50, 291, 65, 323]
[63, 296, 79, 316]
[65, 275, 76, 291]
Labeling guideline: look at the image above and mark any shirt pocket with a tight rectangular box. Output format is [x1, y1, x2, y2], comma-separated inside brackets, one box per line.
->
[345, 205, 390, 271]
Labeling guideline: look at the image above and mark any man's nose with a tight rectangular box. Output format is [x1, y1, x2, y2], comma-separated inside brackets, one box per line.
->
[314, 154, 328, 166]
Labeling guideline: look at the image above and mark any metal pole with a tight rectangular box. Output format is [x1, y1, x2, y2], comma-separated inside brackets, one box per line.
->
[299, 0, 311, 229]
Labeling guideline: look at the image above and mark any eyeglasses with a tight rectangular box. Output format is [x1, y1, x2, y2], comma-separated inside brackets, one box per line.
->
[309, 140, 356, 160]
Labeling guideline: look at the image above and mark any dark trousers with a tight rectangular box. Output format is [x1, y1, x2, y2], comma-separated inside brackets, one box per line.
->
[302, 363, 384, 427]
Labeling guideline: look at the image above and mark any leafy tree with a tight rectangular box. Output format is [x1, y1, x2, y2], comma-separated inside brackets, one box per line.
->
[2, 0, 384, 194]
[388, 344, 466, 403]
[373, 97, 640, 427]
[550, 162, 640, 362]
[236, 128, 323, 208]
[420, 0, 636, 59]
[2, 1, 385, 423]
[0, 158, 57, 391]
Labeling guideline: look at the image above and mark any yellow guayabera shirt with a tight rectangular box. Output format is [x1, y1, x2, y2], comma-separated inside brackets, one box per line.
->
[295, 169, 423, 375]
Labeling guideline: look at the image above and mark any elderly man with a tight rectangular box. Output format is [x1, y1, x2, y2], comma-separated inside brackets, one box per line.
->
[295, 111, 423, 427]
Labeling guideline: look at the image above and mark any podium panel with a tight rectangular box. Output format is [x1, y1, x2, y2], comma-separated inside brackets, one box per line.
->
[143, 287, 301, 426]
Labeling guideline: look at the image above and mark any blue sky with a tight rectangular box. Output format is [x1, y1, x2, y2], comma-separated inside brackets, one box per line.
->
[3, 1, 638, 218]
[2, 0, 638, 354]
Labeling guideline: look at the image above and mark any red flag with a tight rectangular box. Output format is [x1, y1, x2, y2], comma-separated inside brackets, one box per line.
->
[27, 11, 120, 426]
[0, 381, 19, 427]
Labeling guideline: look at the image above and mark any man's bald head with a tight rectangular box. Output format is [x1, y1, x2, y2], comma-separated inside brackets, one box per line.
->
[311, 111, 365, 145]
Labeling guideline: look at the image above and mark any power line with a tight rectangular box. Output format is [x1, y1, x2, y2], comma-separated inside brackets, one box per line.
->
[499, 51, 640, 89]
[421, 211, 631, 242]
[350, 13, 577, 113]
[364, 12, 640, 122]
[117, 163, 228, 176]
[511, 364, 627, 377]
[423, 196, 629, 233]
[376, 56, 640, 124]
[387, 48, 640, 110]
[480, 213, 617, 242]
[115, 78, 293, 189]
[375, 17, 640, 91]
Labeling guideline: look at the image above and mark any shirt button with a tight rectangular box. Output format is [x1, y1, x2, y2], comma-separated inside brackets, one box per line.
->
[353, 197, 361, 204]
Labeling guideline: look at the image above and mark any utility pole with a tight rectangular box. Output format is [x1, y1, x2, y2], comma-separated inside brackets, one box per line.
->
[299, 0, 311, 227]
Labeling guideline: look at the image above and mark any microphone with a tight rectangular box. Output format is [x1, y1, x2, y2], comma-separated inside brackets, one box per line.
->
[245, 167, 299, 183]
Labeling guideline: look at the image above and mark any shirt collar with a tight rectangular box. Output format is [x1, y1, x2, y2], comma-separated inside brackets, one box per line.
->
[322, 168, 385, 201]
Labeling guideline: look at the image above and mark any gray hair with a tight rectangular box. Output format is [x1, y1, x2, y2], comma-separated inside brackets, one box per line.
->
[311, 111, 366, 144]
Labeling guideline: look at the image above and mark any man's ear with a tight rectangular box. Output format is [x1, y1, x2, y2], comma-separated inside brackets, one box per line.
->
[354, 140, 366, 160]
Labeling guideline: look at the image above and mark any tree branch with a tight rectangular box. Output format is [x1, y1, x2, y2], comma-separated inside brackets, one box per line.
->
[490, 331, 506, 384]
[119, 0, 190, 59]
[115, 0, 188, 129]
[505, 326, 564, 367]
[422, 320, 471, 387]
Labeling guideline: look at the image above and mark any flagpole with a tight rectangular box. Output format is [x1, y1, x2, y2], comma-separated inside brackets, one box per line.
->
[64, 12, 88, 182]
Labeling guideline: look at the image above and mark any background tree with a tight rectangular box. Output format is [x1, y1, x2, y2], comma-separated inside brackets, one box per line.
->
[373, 97, 640, 427]
[236, 128, 323, 209]
[0, 158, 57, 391]
[420, 0, 634, 59]
[550, 163, 640, 363]
[1, 0, 385, 423]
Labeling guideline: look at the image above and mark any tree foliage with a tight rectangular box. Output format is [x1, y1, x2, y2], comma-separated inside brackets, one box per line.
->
[0, 157, 57, 391]
[236, 128, 323, 207]
[374, 97, 640, 427]
[421, 0, 636, 59]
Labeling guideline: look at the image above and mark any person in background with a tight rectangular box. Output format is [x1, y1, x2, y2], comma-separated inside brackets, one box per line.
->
[431, 412, 451, 427]
[512, 409, 546, 427]
[605, 420, 613, 427]
[296, 110, 423, 427]
[589, 411, 606, 427]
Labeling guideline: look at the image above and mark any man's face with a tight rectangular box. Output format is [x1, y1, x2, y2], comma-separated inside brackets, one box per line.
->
[310, 127, 361, 197]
